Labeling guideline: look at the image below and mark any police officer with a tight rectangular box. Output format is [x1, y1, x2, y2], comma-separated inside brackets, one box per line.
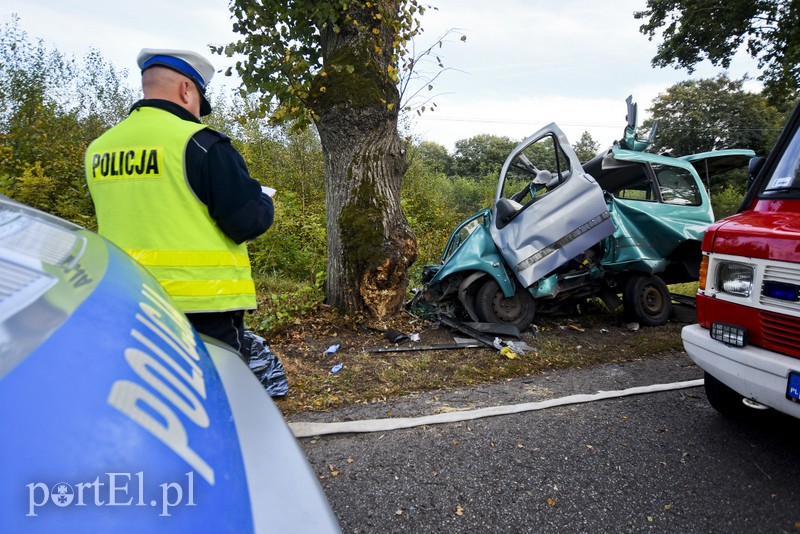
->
[85, 48, 274, 358]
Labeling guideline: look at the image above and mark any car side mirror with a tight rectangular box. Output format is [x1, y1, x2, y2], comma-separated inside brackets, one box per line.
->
[747, 156, 766, 191]
[495, 198, 519, 230]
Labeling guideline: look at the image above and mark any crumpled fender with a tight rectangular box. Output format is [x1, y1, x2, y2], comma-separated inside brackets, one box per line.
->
[431, 223, 515, 297]
[601, 195, 708, 273]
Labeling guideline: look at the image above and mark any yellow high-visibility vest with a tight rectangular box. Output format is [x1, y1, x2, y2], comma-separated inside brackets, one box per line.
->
[85, 106, 256, 312]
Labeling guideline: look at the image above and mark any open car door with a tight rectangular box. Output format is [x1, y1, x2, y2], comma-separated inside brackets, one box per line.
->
[680, 149, 756, 189]
[490, 124, 616, 288]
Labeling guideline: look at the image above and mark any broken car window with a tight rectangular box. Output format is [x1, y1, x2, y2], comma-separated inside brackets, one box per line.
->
[612, 168, 655, 201]
[501, 133, 571, 206]
[654, 164, 701, 205]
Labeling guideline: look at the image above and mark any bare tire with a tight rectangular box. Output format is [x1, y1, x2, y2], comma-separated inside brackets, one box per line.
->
[623, 275, 671, 326]
[475, 279, 535, 331]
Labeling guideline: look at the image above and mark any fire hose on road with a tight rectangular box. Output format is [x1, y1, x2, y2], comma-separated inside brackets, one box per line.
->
[289, 379, 704, 438]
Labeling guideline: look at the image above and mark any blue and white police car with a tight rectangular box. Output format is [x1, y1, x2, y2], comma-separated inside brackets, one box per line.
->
[0, 195, 340, 532]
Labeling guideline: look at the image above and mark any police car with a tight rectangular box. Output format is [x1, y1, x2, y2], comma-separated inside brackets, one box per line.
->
[0, 195, 339, 532]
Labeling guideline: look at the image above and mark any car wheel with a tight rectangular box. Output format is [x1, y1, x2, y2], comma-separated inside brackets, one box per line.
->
[622, 275, 671, 326]
[475, 279, 535, 331]
[703, 372, 756, 420]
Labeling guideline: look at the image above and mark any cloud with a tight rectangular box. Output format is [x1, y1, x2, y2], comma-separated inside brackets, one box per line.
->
[5, 0, 764, 155]
[406, 0, 763, 152]
[408, 94, 636, 152]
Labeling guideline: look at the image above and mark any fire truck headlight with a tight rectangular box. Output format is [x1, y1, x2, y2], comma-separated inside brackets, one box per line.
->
[716, 262, 754, 297]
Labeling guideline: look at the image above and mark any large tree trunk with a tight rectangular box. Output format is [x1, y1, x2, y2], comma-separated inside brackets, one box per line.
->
[314, 2, 417, 319]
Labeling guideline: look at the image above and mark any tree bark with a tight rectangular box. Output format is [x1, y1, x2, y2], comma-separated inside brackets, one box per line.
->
[315, 3, 417, 319]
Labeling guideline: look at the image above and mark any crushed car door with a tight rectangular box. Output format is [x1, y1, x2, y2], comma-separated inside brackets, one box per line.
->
[490, 124, 616, 288]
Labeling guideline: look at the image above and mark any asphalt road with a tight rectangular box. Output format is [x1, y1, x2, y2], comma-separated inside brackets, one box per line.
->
[292, 353, 800, 533]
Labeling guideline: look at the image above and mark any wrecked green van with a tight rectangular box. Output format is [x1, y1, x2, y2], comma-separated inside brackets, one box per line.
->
[411, 98, 754, 331]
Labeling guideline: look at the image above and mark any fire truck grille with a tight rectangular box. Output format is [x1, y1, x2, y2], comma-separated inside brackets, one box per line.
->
[761, 310, 800, 359]
[760, 265, 800, 314]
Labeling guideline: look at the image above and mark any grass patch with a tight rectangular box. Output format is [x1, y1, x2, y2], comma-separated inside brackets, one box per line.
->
[670, 281, 699, 297]
[249, 275, 325, 334]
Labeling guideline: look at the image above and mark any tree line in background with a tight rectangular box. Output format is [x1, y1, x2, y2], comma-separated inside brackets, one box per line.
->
[0, 16, 794, 329]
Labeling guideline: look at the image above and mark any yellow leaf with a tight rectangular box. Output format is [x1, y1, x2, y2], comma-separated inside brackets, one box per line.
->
[455, 505, 464, 516]
[546, 498, 556, 507]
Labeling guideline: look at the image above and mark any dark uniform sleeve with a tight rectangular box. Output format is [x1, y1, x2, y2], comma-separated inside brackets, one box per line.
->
[185, 129, 274, 245]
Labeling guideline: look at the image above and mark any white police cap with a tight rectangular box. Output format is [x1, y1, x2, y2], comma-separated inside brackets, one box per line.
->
[137, 48, 215, 116]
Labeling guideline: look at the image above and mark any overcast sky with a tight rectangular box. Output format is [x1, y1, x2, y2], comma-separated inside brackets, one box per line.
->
[3, 0, 762, 152]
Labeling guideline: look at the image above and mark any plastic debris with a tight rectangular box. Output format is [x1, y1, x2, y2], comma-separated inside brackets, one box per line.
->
[505, 341, 525, 355]
[360, 324, 412, 343]
[384, 329, 410, 343]
[626, 322, 640, 332]
[409, 333, 421, 342]
[330, 363, 343, 374]
[244, 330, 288, 397]
[324, 344, 340, 354]
[492, 337, 525, 355]
[500, 346, 517, 359]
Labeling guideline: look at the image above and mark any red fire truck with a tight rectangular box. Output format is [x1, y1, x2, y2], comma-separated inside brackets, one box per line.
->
[682, 100, 800, 419]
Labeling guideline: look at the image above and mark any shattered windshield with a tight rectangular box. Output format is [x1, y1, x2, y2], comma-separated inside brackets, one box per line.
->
[762, 122, 800, 198]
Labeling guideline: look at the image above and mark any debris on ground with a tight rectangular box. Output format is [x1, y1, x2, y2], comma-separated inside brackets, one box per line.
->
[367, 343, 484, 353]
[360, 324, 414, 344]
[244, 330, 289, 397]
